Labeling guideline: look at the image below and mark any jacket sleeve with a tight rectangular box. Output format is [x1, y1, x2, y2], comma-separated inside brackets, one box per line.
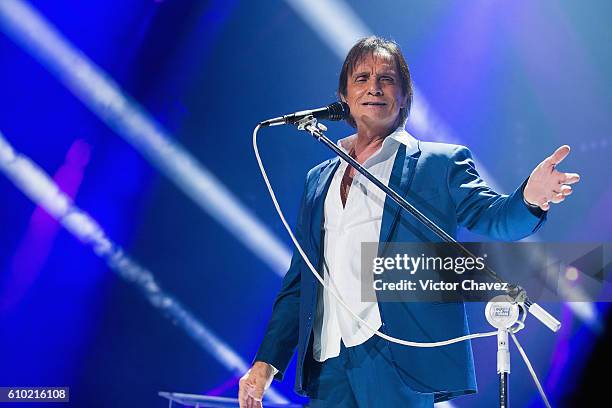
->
[447, 145, 547, 241]
[252, 175, 311, 381]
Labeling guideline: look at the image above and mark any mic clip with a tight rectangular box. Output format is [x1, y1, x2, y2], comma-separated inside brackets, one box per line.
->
[296, 115, 327, 134]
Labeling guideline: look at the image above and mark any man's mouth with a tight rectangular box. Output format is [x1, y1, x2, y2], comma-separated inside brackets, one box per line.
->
[362, 102, 387, 106]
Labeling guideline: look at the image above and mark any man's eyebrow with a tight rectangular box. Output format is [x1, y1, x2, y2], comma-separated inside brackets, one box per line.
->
[352, 69, 397, 78]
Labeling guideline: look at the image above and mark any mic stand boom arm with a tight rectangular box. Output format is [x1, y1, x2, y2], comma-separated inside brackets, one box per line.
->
[296, 116, 560, 333]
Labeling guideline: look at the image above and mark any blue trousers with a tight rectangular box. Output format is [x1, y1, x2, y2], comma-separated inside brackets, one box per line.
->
[305, 334, 434, 407]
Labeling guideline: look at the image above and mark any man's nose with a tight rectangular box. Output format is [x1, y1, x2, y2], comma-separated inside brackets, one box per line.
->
[368, 80, 383, 95]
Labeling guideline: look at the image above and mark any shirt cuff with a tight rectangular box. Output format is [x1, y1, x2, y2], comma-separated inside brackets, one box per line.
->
[521, 179, 546, 217]
[522, 195, 540, 209]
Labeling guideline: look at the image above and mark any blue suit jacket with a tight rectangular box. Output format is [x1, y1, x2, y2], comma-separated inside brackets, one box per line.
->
[255, 140, 546, 401]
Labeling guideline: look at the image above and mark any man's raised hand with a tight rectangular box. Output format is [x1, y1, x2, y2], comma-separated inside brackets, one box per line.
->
[524, 145, 580, 211]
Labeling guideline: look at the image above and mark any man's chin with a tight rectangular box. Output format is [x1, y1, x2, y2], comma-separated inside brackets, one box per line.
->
[357, 116, 399, 133]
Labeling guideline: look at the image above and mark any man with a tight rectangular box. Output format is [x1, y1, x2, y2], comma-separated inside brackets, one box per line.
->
[239, 36, 579, 407]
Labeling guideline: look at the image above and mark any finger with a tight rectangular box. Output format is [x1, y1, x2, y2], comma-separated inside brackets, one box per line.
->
[247, 384, 264, 401]
[246, 391, 259, 408]
[560, 185, 572, 196]
[550, 193, 565, 204]
[246, 384, 264, 408]
[239, 380, 247, 408]
[541, 202, 550, 211]
[248, 393, 264, 408]
[246, 398, 262, 408]
[546, 145, 570, 167]
[560, 172, 580, 185]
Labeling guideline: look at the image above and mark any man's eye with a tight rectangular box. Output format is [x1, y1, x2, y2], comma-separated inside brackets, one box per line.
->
[355, 77, 367, 82]
[381, 76, 394, 82]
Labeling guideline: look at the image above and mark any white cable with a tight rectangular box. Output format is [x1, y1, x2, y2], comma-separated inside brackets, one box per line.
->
[510, 332, 552, 408]
[253, 124, 498, 347]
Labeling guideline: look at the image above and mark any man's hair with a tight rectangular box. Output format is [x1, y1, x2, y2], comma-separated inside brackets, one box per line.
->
[338, 36, 413, 129]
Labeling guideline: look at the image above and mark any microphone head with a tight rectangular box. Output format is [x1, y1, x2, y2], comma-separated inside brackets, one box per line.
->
[326, 101, 350, 121]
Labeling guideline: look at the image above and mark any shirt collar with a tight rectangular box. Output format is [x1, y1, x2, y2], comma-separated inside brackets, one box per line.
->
[336, 126, 419, 158]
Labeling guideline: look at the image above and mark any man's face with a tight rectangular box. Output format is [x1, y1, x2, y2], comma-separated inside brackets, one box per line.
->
[342, 51, 407, 133]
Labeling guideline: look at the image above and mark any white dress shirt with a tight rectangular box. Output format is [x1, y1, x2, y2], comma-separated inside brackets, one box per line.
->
[312, 127, 418, 362]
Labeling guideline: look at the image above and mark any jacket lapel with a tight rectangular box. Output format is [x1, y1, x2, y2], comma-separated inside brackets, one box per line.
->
[378, 142, 421, 255]
[310, 158, 340, 258]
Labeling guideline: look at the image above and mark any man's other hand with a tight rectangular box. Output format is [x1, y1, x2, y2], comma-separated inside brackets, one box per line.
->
[238, 361, 274, 408]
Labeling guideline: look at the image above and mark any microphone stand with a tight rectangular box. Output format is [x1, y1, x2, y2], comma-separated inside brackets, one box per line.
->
[485, 296, 525, 408]
[294, 115, 557, 407]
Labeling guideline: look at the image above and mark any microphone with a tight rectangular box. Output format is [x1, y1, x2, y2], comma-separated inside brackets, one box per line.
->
[259, 101, 350, 127]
